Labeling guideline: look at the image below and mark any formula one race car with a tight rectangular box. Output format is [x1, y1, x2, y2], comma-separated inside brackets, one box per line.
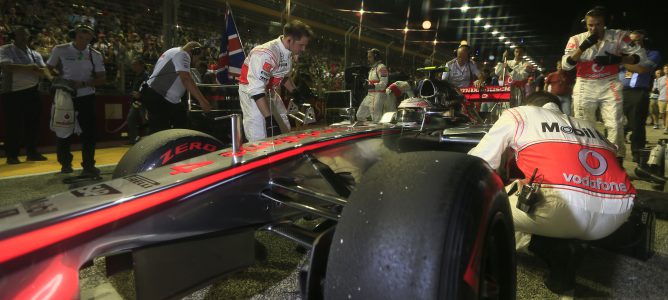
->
[0, 79, 516, 299]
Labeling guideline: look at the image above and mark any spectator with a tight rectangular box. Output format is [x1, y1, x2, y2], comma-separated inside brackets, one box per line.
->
[544, 60, 575, 116]
[46, 23, 106, 176]
[0, 26, 51, 164]
[619, 29, 661, 162]
[649, 68, 664, 129]
[141, 41, 211, 134]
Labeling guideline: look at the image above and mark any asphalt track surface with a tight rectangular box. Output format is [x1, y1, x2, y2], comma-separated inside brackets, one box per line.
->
[1, 127, 668, 299]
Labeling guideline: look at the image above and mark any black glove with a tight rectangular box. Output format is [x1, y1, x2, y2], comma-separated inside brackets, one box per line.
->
[363, 80, 375, 90]
[265, 116, 281, 137]
[579, 34, 599, 52]
[652, 88, 660, 94]
[594, 51, 623, 66]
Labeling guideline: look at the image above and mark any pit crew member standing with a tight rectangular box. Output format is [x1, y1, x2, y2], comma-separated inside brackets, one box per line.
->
[468, 91, 635, 293]
[47, 24, 105, 176]
[441, 43, 481, 88]
[495, 45, 530, 106]
[142, 41, 211, 134]
[0, 26, 51, 164]
[384, 80, 414, 112]
[356, 48, 388, 122]
[238, 20, 313, 142]
[562, 6, 647, 161]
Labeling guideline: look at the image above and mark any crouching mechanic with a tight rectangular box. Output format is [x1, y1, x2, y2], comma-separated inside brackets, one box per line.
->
[468, 91, 635, 293]
[385, 80, 414, 112]
[239, 20, 313, 142]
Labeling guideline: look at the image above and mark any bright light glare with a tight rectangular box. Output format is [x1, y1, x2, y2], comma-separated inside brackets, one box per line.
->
[474, 15, 482, 23]
[492, 30, 499, 35]
[460, 4, 470, 13]
[422, 20, 432, 29]
[484, 23, 491, 29]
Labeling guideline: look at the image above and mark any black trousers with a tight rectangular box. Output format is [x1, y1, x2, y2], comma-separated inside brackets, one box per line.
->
[141, 87, 187, 134]
[622, 88, 649, 154]
[1, 86, 41, 158]
[57, 94, 97, 169]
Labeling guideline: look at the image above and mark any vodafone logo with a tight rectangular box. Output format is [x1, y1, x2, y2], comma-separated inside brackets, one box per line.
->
[592, 63, 604, 73]
[578, 149, 607, 176]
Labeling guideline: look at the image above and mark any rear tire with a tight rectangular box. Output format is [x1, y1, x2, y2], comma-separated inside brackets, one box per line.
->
[113, 129, 223, 178]
[324, 151, 515, 299]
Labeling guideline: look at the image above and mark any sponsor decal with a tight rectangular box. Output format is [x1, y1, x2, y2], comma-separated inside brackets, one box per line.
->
[170, 161, 214, 175]
[262, 62, 273, 73]
[0, 207, 19, 219]
[562, 173, 628, 192]
[71, 184, 121, 197]
[21, 198, 57, 217]
[220, 128, 345, 157]
[566, 42, 576, 50]
[562, 148, 627, 192]
[124, 175, 160, 188]
[160, 142, 219, 165]
[541, 122, 604, 140]
[578, 149, 607, 176]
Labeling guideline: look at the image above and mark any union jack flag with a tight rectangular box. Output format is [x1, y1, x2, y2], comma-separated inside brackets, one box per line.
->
[216, 6, 245, 84]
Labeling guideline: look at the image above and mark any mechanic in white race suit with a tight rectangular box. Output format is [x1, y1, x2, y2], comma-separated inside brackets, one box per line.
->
[356, 48, 389, 122]
[384, 80, 414, 112]
[495, 45, 530, 107]
[239, 20, 313, 142]
[469, 91, 635, 292]
[562, 6, 648, 160]
[469, 91, 635, 244]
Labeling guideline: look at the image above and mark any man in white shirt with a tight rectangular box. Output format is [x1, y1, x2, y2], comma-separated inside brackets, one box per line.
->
[142, 41, 211, 134]
[0, 26, 51, 164]
[47, 24, 105, 176]
[441, 43, 481, 88]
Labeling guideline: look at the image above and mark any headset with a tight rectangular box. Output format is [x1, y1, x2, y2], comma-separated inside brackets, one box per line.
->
[453, 44, 471, 57]
[368, 48, 382, 61]
[582, 6, 611, 26]
[191, 46, 204, 57]
[67, 23, 97, 43]
[630, 29, 653, 48]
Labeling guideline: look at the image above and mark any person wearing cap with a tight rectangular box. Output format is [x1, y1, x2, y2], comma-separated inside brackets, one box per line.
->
[46, 23, 106, 176]
[0, 26, 52, 164]
[441, 42, 481, 88]
[141, 41, 211, 134]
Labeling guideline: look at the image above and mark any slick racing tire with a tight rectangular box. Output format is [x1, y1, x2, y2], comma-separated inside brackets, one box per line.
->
[324, 151, 515, 299]
[113, 129, 223, 178]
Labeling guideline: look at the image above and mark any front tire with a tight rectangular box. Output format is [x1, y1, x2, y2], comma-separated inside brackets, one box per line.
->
[113, 129, 223, 178]
[324, 151, 515, 299]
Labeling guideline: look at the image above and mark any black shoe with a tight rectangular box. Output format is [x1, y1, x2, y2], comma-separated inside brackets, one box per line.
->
[26, 153, 48, 161]
[528, 235, 580, 294]
[80, 167, 100, 178]
[61, 165, 74, 173]
[6, 157, 20, 165]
